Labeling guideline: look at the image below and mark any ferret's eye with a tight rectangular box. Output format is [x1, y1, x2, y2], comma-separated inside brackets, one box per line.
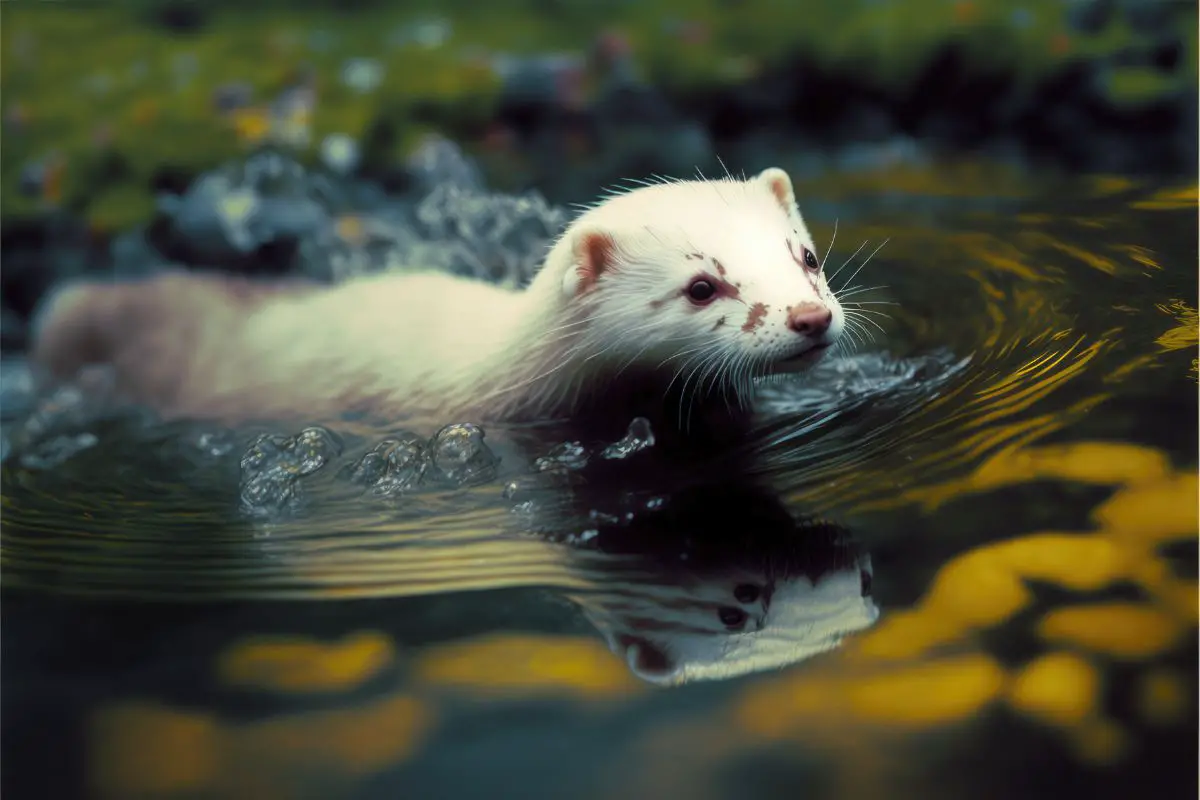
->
[686, 279, 717, 304]
[718, 606, 748, 628]
[803, 247, 819, 271]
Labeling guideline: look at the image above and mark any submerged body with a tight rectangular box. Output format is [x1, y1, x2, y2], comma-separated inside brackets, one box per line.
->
[32, 168, 845, 429]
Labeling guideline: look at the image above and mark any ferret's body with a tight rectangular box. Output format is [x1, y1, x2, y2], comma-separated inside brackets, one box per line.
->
[32, 168, 845, 429]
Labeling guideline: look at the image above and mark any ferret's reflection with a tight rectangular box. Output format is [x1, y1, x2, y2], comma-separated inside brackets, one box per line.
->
[546, 482, 879, 686]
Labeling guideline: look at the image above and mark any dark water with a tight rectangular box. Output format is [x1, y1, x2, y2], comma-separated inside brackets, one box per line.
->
[2, 165, 1197, 800]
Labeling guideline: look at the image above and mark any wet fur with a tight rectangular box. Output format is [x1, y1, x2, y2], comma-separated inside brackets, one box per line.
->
[31, 168, 843, 430]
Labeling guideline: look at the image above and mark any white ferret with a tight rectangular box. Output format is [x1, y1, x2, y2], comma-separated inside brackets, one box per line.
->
[32, 167, 845, 429]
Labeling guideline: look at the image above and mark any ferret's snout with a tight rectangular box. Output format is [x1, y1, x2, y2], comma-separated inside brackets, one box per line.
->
[787, 304, 832, 337]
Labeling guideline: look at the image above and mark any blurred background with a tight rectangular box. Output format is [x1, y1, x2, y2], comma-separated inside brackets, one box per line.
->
[0, 0, 1196, 346]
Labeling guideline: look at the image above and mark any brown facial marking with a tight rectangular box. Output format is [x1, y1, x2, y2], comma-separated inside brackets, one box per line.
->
[712, 316, 727, 330]
[742, 302, 768, 333]
[711, 257, 727, 278]
[685, 252, 704, 261]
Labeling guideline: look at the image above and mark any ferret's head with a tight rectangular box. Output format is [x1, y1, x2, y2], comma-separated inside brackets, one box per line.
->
[548, 167, 843, 384]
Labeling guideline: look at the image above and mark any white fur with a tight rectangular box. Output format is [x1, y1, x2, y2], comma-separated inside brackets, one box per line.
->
[237, 168, 842, 421]
[563, 171, 843, 364]
[36, 168, 843, 425]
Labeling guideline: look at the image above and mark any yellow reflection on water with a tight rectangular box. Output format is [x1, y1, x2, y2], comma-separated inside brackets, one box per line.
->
[88, 633, 639, 798]
[904, 439, 1170, 513]
[1129, 185, 1199, 210]
[216, 631, 396, 693]
[844, 655, 1008, 726]
[90, 695, 433, 799]
[1154, 299, 1199, 376]
[1039, 604, 1185, 660]
[1009, 652, 1100, 727]
[735, 440, 1195, 780]
[410, 634, 643, 699]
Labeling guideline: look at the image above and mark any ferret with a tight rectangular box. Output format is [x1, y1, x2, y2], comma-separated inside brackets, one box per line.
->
[31, 167, 844, 430]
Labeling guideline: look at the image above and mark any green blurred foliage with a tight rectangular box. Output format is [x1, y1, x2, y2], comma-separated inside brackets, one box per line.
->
[0, 0, 1193, 229]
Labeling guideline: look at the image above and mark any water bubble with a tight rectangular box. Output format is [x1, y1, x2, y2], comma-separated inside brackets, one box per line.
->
[340, 433, 427, 497]
[534, 441, 589, 472]
[238, 426, 342, 517]
[601, 417, 656, 459]
[427, 423, 499, 486]
[192, 430, 236, 458]
[18, 432, 98, 471]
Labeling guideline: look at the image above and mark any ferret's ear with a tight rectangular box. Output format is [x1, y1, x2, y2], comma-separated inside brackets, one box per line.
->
[561, 229, 619, 298]
[757, 167, 796, 213]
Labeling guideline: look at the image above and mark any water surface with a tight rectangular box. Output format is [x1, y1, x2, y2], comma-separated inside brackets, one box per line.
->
[2, 164, 1196, 800]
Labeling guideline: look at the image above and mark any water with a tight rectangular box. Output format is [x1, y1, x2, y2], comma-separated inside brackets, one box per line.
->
[1, 165, 1196, 799]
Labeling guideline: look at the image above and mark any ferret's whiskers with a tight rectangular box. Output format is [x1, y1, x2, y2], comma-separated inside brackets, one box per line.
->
[827, 241, 867, 283]
[822, 219, 839, 271]
[844, 310, 886, 338]
[835, 284, 890, 301]
[836, 238, 890, 292]
[843, 307, 894, 321]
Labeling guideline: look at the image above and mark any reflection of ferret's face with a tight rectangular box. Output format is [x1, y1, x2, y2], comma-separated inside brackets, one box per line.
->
[579, 552, 878, 686]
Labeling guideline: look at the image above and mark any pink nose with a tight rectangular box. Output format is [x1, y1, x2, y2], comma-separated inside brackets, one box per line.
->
[787, 305, 832, 337]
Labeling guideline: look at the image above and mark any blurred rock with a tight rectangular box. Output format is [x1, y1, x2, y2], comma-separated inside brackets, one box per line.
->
[1118, 0, 1178, 34]
[388, 17, 452, 49]
[213, 82, 254, 114]
[320, 133, 362, 176]
[1065, 0, 1115, 34]
[404, 134, 484, 193]
[340, 58, 384, 94]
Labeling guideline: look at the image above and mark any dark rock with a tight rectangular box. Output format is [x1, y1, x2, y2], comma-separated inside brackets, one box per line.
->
[1118, 0, 1180, 34]
[1066, 0, 1116, 34]
[1, 307, 29, 353]
[0, 215, 105, 321]
[143, 0, 207, 34]
[109, 227, 169, 279]
[1149, 34, 1185, 72]
[212, 82, 254, 114]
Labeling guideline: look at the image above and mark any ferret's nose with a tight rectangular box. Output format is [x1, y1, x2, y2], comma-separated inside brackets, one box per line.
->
[787, 305, 832, 337]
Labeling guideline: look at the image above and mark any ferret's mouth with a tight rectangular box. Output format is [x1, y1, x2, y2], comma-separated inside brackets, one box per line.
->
[771, 342, 832, 372]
